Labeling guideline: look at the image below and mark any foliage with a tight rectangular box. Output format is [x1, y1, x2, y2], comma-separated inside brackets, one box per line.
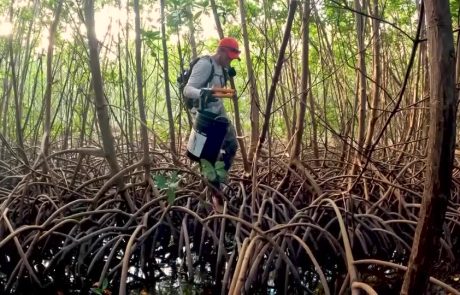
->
[200, 159, 227, 183]
[154, 171, 180, 204]
[90, 278, 109, 295]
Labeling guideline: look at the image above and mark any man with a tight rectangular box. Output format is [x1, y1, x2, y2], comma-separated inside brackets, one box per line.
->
[183, 37, 240, 174]
[183, 37, 240, 211]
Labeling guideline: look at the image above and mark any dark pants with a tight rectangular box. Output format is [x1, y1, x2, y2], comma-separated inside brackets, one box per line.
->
[209, 123, 237, 191]
[221, 123, 238, 171]
[192, 109, 238, 172]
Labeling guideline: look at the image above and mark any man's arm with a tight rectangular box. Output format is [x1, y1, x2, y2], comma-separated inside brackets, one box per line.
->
[183, 58, 213, 100]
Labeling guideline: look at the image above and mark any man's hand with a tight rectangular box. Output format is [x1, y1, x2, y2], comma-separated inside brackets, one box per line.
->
[210, 87, 236, 98]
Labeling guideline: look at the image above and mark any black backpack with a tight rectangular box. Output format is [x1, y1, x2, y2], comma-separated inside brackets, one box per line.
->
[177, 56, 214, 109]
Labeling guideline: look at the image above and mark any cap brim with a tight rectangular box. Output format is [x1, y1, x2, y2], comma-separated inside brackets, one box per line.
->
[228, 51, 240, 60]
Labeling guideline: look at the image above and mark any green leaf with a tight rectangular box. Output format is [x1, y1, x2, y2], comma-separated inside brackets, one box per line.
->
[215, 161, 227, 181]
[215, 161, 225, 171]
[216, 170, 227, 182]
[90, 288, 102, 295]
[167, 189, 175, 204]
[155, 174, 168, 189]
[102, 278, 108, 290]
[193, 11, 203, 21]
[200, 159, 216, 182]
[141, 30, 161, 41]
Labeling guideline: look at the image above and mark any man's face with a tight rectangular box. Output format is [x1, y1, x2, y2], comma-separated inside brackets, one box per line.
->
[219, 46, 239, 67]
[221, 49, 232, 67]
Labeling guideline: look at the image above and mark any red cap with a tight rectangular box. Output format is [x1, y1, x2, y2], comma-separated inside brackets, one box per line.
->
[218, 37, 241, 60]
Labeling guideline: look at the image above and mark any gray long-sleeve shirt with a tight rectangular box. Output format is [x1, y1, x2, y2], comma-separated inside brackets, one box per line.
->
[183, 56, 227, 115]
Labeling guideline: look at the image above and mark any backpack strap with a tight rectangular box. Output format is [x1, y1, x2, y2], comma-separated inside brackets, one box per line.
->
[223, 68, 228, 86]
[201, 55, 215, 88]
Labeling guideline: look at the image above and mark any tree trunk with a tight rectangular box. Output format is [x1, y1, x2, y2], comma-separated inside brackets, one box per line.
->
[258, 0, 298, 151]
[18, 0, 39, 134]
[125, 2, 134, 154]
[420, 5, 430, 152]
[116, 0, 127, 164]
[79, 90, 91, 146]
[290, 0, 310, 160]
[455, 7, 460, 140]
[134, 0, 151, 175]
[1, 63, 12, 160]
[62, 58, 78, 151]
[186, 5, 198, 60]
[84, 0, 135, 211]
[401, 1, 457, 293]
[160, 0, 177, 158]
[308, 71, 319, 159]
[363, 0, 380, 154]
[85, 0, 119, 173]
[210, 0, 224, 38]
[238, 0, 260, 161]
[346, 0, 367, 189]
[8, 3, 29, 166]
[354, 0, 367, 151]
[40, 0, 63, 171]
